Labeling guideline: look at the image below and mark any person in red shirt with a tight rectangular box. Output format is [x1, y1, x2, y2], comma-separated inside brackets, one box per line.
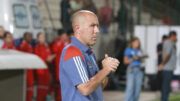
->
[1, 32, 16, 49]
[34, 32, 54, 101]
[55, 29, 71, 84]
[18, 32, 33, 53]
[18, 32, 34, 101]
[51, 29, 72, 101]
[56, 29, 72, 67]
[51, 29, 68, 56]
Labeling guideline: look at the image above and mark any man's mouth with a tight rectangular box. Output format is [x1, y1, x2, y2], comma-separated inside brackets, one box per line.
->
[92, 36, 97, 40]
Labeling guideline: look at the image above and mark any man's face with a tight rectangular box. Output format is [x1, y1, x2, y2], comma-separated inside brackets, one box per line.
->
[61, 33, 69, 42]
[38, 34, 45, 44]
[79, 14, 99, 46]
[25, 34, 32, 43]
[5, 34, 13, 44]
[173, 35, 177, 43]
[162, 38, 167, 43]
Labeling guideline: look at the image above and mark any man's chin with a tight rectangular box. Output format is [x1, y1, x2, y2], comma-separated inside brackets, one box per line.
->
[89, 42, 96, 47]
[92, 42, 97, 46]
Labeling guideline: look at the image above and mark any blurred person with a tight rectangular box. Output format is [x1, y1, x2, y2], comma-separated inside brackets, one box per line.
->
[51, 29, 67, 56]
[70, 0, 83, 13]
[60, 0, 72, 31]
[52, 29, 69, 77]
[2, 32, 15, 49]
[18, 32, 33, 52]
[18, 32, 34, 101]
[162, 16, 171, 25]
[0, 26, 5, 48]
[51, 29, 68, 101]
[52, 29, 70, 66]
[149, 35, 168, 91]
[34, 32, 54, 101]
[158, 31, 177, 101]
[52, 29, 73, 101]
[82, 0, 97, 14]
[124, 37, 144, 101]
[98, 0, 113, 34]
[60, 10, 120, 101]
[56, 29, 72, 73]
[156, 35, 168, 90]
[157, 35, 168, 65]
[117, 0, 128, 35]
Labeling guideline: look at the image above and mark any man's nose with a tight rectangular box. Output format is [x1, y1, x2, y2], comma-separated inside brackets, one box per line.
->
[94, 26, 99, 34]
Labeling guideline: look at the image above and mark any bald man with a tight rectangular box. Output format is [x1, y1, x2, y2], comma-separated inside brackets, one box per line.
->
[59, 10, 120, 101]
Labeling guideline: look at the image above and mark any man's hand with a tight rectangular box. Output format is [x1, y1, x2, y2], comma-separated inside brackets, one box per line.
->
[102, 54, 120, 73]
[47, 55, 56, 62]
[158, 64, 163, 71]
[158, 54, 169, 71]
[77, 54, 120, 96]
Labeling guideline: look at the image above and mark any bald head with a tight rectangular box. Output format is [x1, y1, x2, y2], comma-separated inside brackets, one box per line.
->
[71, 10, 99, 47]
[72, 10, 98, 31]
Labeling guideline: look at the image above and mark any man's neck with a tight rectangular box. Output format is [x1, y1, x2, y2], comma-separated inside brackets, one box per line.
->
[74, 36, 89, 47]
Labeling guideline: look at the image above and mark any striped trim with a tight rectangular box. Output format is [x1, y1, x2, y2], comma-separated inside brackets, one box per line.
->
[77, 57, 89, 82]
[73, 56, 89, 83]
[91, 55, 99, 70]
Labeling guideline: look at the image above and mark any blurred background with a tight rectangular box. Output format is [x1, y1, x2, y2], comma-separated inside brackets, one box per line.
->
[0, 0, 180, 101]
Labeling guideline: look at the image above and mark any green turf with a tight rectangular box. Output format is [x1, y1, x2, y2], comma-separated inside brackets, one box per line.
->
[152, 94, 180, 101]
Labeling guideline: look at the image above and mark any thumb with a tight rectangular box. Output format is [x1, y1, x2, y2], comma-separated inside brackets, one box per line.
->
[105, 54, 109, 58]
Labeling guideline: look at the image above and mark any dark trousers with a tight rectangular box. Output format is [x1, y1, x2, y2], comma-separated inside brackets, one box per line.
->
[156, 71, 162, 90]
[161, 70, 173, 101]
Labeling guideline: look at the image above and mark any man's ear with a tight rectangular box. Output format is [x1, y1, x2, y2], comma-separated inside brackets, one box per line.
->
[74, 25, 80, 34]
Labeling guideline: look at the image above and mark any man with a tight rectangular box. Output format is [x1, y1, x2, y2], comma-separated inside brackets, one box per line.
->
[158, 31, 177, 101]
[59, 10, 120, 101]
[18, 32, 34, 101]
[157, 35, 168, 65]
[52, 29, 69, 101]
[18, 32, 33, 53]
[154, 35, 168, 90]
[0, 26, 5, 48]
[98, 0, 113, 34]
[52, 29, 68, 57]
[34, 32, 54, 101]
[51, 29, 69, 101]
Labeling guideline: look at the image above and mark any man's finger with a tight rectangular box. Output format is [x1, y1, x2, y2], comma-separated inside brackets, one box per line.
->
[110, 64, 118, 69]
[110, 68, 116, 72]
[105, 54, 109, 58]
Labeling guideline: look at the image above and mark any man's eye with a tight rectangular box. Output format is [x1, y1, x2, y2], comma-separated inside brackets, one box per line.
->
[91, 25, 95, 27]
[91, 24, 99, 27]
